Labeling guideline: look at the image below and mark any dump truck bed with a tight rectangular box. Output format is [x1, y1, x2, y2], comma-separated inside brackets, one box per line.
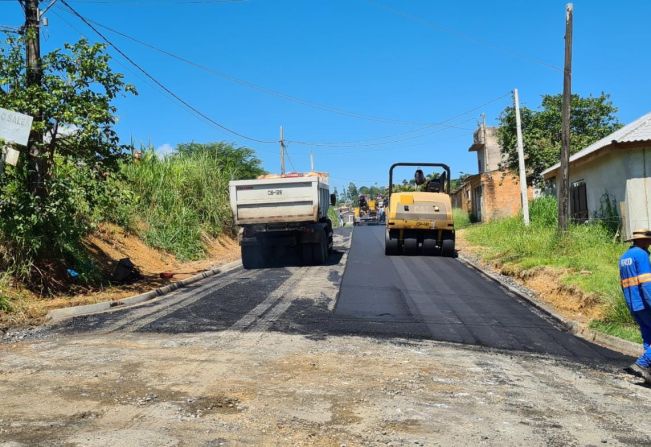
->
[229, 175, 330, 226]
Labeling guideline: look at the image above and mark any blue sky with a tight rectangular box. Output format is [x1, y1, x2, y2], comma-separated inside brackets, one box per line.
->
[2, 0, 650, 193]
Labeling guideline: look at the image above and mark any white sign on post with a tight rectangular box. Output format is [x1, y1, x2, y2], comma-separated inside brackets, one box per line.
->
[0, 107, 34, 147]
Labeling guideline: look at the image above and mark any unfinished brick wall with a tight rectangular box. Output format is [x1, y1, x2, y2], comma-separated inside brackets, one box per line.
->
[451, 170, 533, 222]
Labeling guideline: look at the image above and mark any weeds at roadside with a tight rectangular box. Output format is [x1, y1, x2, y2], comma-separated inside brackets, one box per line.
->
[462, 196, 637, 343]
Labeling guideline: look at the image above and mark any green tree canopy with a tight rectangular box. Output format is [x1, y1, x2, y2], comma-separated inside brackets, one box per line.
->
[497, 93, 621, 184]
[0, 36, 136, 274]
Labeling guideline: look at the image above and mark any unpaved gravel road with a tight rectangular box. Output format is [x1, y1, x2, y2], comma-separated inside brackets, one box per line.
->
[1, 228, 650, 446]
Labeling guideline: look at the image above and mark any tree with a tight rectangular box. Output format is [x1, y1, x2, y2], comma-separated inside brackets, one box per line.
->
[497, 93, 621, 183]
[0, 36, 136, 273]
[346, 182, 359, 206]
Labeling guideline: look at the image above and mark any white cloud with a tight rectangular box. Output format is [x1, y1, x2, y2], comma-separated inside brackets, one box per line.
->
[156, 143, 175, 158]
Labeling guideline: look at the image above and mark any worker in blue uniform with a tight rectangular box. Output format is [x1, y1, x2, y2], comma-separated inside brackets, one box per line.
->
[620, 229, 651, 382]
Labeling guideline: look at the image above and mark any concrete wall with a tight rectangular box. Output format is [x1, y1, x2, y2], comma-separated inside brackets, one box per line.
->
[471, 126, 503, 173]
[548, 146, 651, 238]
[483, 127, 503, 173]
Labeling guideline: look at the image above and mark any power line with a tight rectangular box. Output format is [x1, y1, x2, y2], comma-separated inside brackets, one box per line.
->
[55, 1, 510, 151]
[59, 0, 276, 144]
[285, 93, 509, 148]
[367, 0, 562, 73]
[83, 17, 448, 128]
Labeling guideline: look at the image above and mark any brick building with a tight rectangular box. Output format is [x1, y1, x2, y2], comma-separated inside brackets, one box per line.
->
[451, 125, 531, 222]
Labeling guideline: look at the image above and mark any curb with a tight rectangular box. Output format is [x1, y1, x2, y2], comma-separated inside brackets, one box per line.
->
[46, 260, 242, 324]
[457, 254, 641, 358]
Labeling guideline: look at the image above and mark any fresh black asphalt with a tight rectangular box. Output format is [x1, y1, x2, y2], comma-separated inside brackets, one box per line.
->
[57, 225, 630, 365]
[335, 225, 626, 363]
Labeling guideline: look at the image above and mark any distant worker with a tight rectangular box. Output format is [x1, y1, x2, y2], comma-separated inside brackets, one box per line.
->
[620, 229, 651, 383]
[338, 211, 344, 227]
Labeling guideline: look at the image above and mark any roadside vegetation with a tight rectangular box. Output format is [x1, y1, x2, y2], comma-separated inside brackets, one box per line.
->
[122, 143, 263, 260]
[458, 197, 639, 343]
[0, 35, 264, 325]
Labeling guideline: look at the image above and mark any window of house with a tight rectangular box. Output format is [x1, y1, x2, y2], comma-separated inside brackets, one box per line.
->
[571, 180, 588, 223]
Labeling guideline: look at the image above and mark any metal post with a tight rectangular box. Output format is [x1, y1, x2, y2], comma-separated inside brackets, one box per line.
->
[310, 151, 314, 172]
[513, 88, 530, 226]
[559, 3, 573, 231]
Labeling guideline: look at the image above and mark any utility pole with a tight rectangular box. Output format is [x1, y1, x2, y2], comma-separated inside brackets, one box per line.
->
[513, 88, 530, 226]
[279, 126, 286, 175]
[310, 152, 314, 172]
[559, 3, 573, 232]
[25, 0, 45, 197]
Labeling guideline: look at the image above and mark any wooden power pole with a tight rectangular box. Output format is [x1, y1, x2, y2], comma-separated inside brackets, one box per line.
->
[559, 3, 573, 232]
[25, 0, 45, 197]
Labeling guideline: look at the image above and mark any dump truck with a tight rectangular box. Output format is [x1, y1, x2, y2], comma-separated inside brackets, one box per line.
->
[384, 162, 455, 257]
[229, 173, 336, 269]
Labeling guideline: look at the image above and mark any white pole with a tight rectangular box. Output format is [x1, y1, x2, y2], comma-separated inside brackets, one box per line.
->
[513, 88, 530, 226]
[310, 152, 314, 171]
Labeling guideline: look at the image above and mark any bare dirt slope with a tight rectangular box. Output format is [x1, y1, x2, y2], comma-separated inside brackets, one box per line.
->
[0, 223, 240, 329]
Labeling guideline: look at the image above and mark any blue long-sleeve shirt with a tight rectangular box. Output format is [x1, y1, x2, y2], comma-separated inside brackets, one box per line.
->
[619, 246, 651, 312]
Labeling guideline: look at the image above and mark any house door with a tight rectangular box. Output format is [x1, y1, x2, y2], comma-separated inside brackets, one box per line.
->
[472, 185, 483, 222]
[571, 180, 588, 223]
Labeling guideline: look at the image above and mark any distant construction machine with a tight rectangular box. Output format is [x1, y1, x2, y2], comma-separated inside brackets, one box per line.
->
[354, 194, 380, 225]
[384, 162, 455, 257]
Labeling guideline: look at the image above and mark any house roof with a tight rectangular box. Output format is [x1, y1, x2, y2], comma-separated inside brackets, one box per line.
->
[541, 111, 651, 178]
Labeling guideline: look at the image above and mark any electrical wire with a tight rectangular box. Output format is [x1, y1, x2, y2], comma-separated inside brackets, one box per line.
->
[59, 0, 276, 144]
[85, 17, 451, 128]
[285, 93, 509, 148]
[56, 1, 510, 151]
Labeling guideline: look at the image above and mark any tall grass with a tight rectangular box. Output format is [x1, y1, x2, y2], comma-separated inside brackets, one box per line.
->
[463, 196, 636, 338]
[453, 208, 472, 229]
[122, 143, 263, 260]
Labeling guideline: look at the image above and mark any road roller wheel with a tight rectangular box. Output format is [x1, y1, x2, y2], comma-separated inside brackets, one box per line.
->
[403, 238, 418, 256]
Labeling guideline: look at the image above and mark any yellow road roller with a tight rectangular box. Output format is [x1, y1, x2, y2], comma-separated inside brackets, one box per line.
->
[385, 162, 455, 257]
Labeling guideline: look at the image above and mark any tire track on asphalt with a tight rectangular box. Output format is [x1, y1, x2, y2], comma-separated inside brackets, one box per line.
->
[226, 266, 311, 333]
[95, 268, 261, 334]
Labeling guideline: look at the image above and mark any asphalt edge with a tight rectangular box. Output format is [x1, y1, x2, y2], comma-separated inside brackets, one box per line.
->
[457, 254, 641, 358]
[331, 226, 354, 314]
[46, 260, 243, 324]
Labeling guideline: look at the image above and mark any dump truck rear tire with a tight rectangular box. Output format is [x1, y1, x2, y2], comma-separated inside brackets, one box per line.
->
[404, 238, 418, 256]
[311, 238, 327, 265]
[300, 243, 313, 265]
[242, 245, 265, 269]
[441, 239, 455, 258]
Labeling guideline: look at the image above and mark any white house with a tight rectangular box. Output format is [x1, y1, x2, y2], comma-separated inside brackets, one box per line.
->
[542, 111, 651, 238]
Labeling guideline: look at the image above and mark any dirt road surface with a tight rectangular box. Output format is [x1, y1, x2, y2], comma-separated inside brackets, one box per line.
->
[1, 228, 650, 446]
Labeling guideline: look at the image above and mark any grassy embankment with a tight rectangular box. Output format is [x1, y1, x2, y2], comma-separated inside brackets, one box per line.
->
[0, 143, 262, 325]
[123, 148, 242, 260]
[457, 197, 639, 343]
